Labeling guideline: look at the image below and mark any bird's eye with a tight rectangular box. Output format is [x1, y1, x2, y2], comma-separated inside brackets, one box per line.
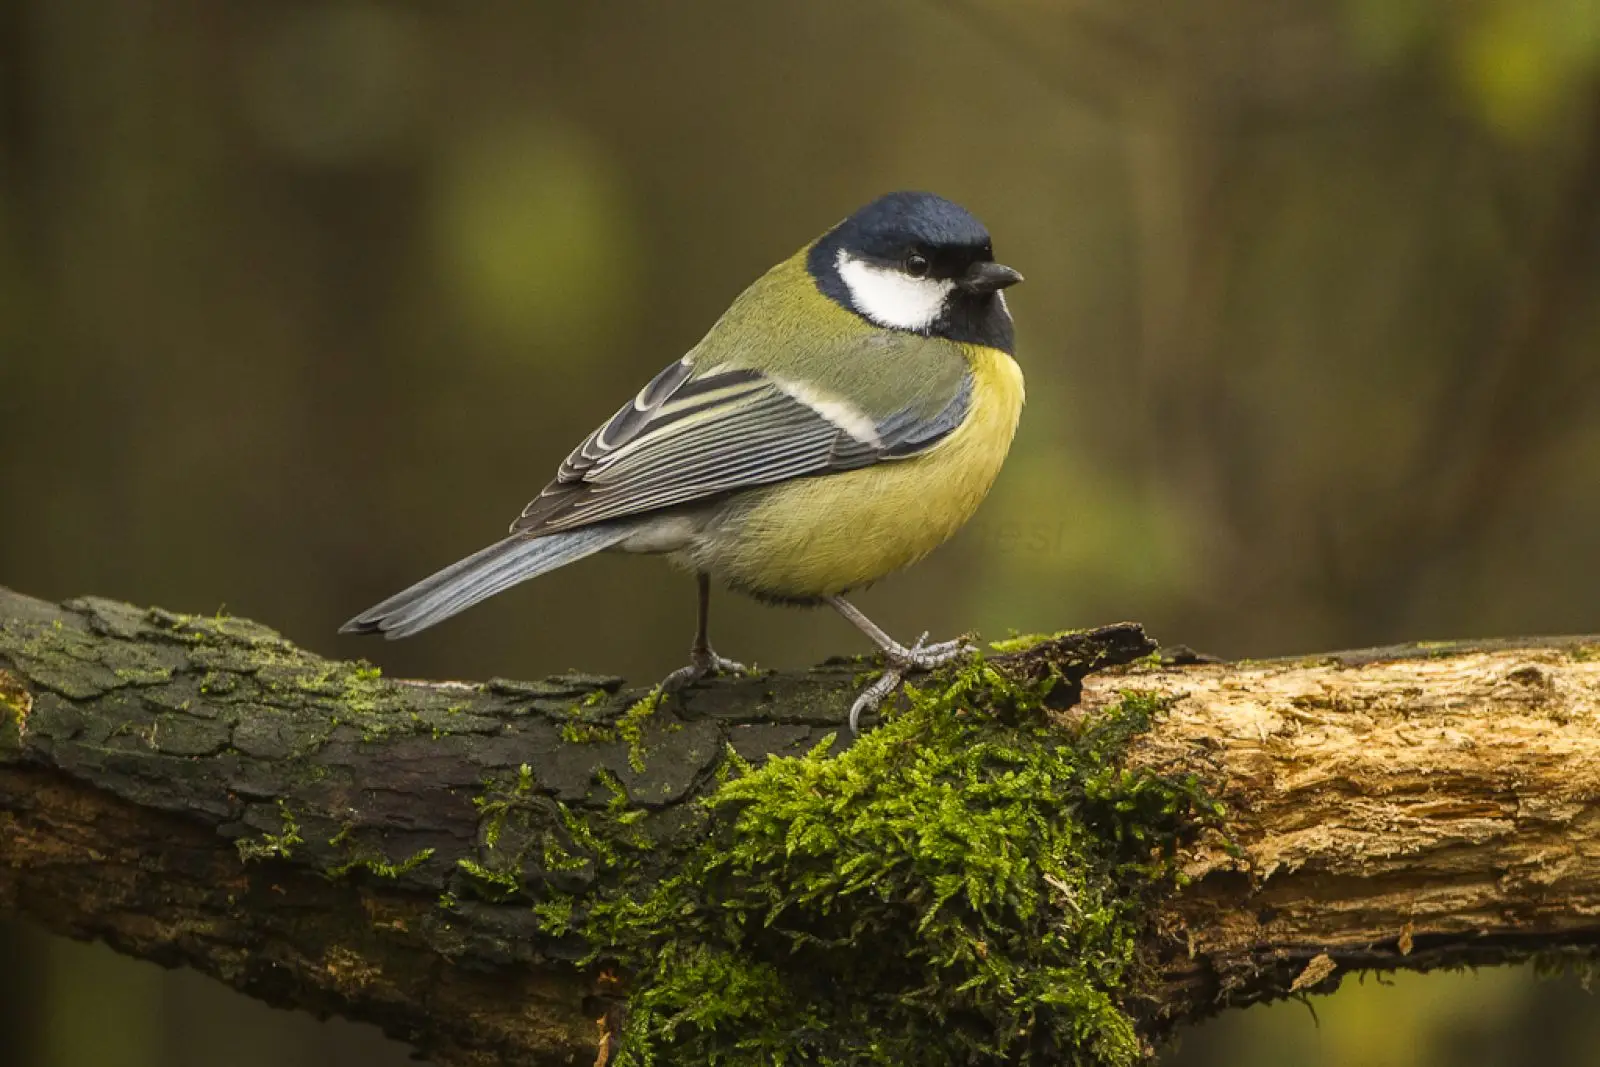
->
[904, 253, 930, 277]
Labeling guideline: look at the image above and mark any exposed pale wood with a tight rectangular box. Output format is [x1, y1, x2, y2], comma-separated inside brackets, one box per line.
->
[1100, 640, 1600, 1027]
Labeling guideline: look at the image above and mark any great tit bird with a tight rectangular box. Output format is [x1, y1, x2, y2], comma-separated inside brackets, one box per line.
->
[341, 191, 1024, 730]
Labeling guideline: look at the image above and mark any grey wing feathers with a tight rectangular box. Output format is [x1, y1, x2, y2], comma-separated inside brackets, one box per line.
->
[339, 525, 629, 639]
[340, 357, 972, 640]
[513, 360, 973, 535]
[876, 373, 972, 457]
[550, 358, 707, 486]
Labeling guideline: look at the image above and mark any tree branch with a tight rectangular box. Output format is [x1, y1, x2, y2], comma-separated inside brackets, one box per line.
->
[2, 587, 1598, 1064]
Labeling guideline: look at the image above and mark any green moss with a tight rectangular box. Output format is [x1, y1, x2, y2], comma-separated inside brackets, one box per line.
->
[562, 720, 619, 744]
[561, 687, 622, 743]
[618, 687, 666, 773]
[328, 847, 436, 880]
[236, 801, 304, 862]
[456, 857, 521, 895]
[1571, 645, 1600, 663]
[987, 629, 1079, 655]
[456, 763, 630, 899]
[567, 656, 1221, 1067]
[0, 670, 29, 723]
[279, 659, 386, 711]
[325, 823, 436, 879]
[341, 664, 387, 715]
[533, 893, 577, 936]
[0, 669, 29, 752]
[474, 762, 539, 850]
[146, 606, 288, 647]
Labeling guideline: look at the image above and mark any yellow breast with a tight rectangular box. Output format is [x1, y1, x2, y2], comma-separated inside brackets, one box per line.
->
[701, 344, 1025, 599]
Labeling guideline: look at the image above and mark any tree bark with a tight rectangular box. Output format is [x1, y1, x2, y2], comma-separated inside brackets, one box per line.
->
[2, 586, 1598, 1064]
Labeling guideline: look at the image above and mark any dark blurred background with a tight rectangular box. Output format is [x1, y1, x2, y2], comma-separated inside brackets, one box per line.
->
[3, 1, 1599, 1064]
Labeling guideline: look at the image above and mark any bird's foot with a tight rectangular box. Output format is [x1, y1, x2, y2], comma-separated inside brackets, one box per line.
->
[848, 632, 977, 734]
[891, 632, 974, 669]
[661, 645, 750, 692]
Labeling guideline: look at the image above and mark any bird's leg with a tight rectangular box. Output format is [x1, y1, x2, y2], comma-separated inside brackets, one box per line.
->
[661, 572, 748, 691]
[826, 595, 976, 733]
[828, 596, 976, 668]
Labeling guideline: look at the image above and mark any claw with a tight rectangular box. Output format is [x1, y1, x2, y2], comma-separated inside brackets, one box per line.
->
[849, 669, 904, 734]
[847, 633, 978, 734]
[661, 646, 748, 692]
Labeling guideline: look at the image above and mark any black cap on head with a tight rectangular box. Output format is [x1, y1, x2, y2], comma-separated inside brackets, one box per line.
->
[808, 191, 1020, 352]
[825, 191, 994, 263]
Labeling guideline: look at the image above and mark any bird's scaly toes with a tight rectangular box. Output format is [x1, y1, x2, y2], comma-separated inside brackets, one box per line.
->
[848, 632, 978, 734]
[895, 632, 976, 670]
[702, 651, 749, 676]
[660, 646, 750, 692]
[849, 670, 904, 736]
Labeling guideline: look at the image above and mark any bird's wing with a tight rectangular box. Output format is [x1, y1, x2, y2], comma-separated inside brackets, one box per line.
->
[511, 354, 972, 535]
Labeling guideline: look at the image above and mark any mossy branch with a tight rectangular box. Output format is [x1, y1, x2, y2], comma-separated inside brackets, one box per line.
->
[2, 587, 1599, 1066]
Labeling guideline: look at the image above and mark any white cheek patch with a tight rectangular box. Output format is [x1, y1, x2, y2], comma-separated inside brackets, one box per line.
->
[835, 249, 954, 332]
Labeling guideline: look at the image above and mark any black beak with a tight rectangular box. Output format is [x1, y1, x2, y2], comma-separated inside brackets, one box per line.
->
[958, 261, 1024, 295]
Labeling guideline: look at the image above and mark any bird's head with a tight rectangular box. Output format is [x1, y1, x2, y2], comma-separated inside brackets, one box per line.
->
[808, 191, 1022, 351]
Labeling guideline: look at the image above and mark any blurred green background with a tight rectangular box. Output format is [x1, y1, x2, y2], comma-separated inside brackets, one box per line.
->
[3, 0, 1600, 1064]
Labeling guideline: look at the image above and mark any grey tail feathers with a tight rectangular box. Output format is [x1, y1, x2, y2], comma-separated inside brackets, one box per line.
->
[339, 525, 629, 640]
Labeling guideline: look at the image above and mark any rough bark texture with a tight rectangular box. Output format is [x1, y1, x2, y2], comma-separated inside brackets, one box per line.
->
[2, 586, 1598, 1064]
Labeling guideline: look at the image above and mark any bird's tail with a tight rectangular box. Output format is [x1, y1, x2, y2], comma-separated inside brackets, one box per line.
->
[340, 525, 629, 639]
